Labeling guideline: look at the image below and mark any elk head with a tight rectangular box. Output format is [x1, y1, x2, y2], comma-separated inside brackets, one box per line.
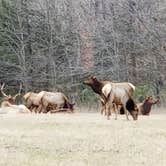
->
[83, 76, 97, 85]
[0, 83, 22, 105]
[144, 96, 160, 105]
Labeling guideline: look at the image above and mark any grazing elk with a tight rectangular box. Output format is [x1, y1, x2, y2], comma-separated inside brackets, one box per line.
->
[83, 76, 138, 120]
[23, 91, 75, 113]
[106, 84, 138, 120]
[137, 96, 159, 115]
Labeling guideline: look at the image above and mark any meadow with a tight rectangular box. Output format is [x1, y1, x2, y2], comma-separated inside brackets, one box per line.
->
[0, 108, 166, 166]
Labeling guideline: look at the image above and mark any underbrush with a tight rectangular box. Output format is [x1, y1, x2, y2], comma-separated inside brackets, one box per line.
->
[78, 84, 166, 108]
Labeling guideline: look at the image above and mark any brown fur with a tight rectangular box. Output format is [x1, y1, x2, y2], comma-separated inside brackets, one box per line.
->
[40, 91, 75, 113]
[83, 76, 111, 114]
[1, 94, 18, 108]
[1, 96, 18, 108]
[0, 83, 29, 113]
[23, 92, 42, 112]
[83, 76, 137, 120]
[83, 76, 110, 102]
[23, 91, 74, 113]
[0, 83, 22, 107]
[1, 100, 12, 108]
[106, 83, 138, 120]
[137, 96, 159, 115]
[1, 100, 30, 113]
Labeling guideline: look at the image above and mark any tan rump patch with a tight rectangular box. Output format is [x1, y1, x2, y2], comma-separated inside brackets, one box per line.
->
[102, 84, 112, 97]
[128, 83, 135, 91]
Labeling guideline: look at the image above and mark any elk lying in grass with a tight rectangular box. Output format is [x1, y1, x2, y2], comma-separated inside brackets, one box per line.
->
[0, 83, 30, 113]
[1, 83, 22, 107]
[0, 83, 22, 107]
[23, 92, 43, 113]
[40, 91, 75, 113]
[23, 91, 75, 113]
[137, 96, 159, 115]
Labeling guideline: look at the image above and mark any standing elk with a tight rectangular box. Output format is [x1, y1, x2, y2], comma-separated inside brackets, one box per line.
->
[106, 84, 138, 120]
[83, 76, 112, 115]
[83, 76, 138, 120]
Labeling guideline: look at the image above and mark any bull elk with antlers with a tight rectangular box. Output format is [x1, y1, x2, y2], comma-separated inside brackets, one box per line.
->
[0, 83, 30, 113]
[0, 83, 22, 107]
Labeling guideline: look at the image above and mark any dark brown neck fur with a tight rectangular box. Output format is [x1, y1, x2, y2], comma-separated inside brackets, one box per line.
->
[142, 101, 153, 114]
[89, 80, 105, 95]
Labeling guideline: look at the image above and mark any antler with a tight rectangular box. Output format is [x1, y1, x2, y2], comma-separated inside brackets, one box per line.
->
[13, 83, 22, 99]
[0, 83, 9, 97]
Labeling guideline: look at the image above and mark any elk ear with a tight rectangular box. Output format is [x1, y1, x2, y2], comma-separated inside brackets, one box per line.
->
[91, 76, 96, 80]
[156, 95, 160, 99]
[150, 96, 153, 100]
[71, 103, 75, 106]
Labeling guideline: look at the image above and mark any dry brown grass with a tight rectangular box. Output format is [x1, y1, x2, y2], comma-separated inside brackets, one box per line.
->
[0, 108, 166, 166]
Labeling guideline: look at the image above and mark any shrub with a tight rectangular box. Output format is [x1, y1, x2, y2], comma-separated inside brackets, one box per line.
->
[78, 87, 99, 105]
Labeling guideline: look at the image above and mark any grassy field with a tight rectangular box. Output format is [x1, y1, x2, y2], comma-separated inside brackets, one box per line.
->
[0, 108, 166, 166]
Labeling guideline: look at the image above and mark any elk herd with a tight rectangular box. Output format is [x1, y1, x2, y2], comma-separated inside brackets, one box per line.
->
[0, 76, 160, 120]
[23, 91, 75, 113]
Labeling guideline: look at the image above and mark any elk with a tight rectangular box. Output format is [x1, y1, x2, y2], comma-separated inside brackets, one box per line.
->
[137, 96, 159, 115]
[23, 92, 43, 113]
[83, 76, 111, 115]
[23, 91, 75, 113]
[0, 83, 22, 108]
[40, 91, 75, 113]
[0, 83, 29, 113]
[105, 84, 138, 120]
[83, 76, 138, 120]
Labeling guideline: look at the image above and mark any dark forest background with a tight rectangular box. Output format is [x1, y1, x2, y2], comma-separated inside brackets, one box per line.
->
[0, 0, 165, 106]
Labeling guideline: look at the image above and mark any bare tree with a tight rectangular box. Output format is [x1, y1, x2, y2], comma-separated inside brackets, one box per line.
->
[0, 0, 165, 104]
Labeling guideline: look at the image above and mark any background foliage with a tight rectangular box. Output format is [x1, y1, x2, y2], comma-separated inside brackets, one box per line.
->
[0, 0, 165, 105]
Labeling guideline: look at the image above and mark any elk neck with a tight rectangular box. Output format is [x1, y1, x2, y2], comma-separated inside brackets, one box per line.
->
[90, 80, 104, 95]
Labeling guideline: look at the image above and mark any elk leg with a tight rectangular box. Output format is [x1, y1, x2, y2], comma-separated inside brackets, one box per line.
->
[100, 106, 104, 115]
[36, 105, 43, 113]
[101, 104, 107, 116]
[50, 109, 59, 113]
[32, 107, 36, 113]
[125, 108, 129, 120]
[42, 104, 51, 113]
[113, 103, 118, 120]
[42, 107, 48, 113]
[29, 106, 33, 113]
[66, 110, 73, 113]
[34, 107, 38, 113]
[105, 102, 111, 120]
[104, 109, 106, 116]
[121, 99, 130, 121]
[104, 104, 107, 116]
[100, 104, 106, 116]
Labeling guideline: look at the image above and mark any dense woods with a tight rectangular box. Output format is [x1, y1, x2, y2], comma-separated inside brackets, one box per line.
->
[0, 0, 165, 105]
